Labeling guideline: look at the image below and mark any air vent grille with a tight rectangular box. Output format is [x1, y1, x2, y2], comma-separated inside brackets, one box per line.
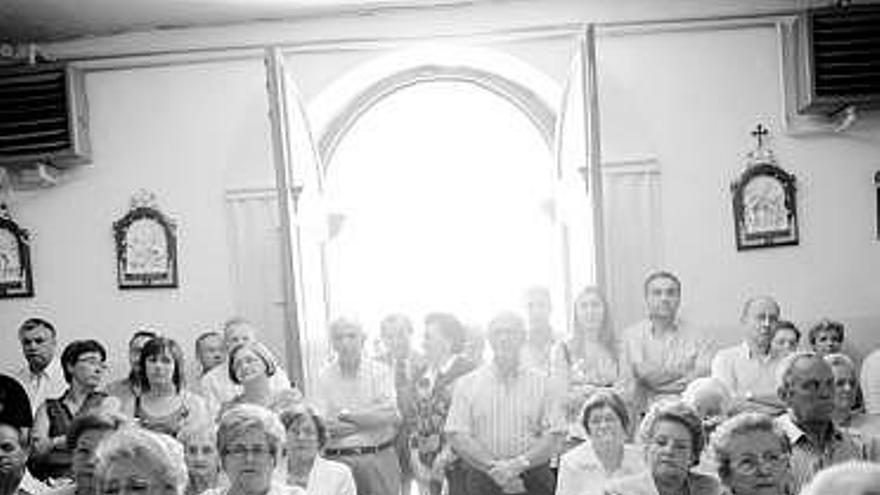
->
[797, 4, 880, 115]
[0, 64, 90, 166]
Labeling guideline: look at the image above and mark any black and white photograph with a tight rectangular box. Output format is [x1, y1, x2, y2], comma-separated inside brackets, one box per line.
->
[1, 2, 880, 495]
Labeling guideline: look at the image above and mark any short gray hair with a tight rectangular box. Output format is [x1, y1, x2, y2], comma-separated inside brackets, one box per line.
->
[775, 351, 821, 394]
[177, 422, 217, 448]
[95, 426, 187, 495]
[216, 404, 285, 463]
[328, 315, 363, 337]
[486, 311, 526, 337]
[709, 412, 790, 481]
[799, 461, 880, 495]
[638, 399, 705, 466]
[824, 353, 857, 374]
[739, 296, 779, 323]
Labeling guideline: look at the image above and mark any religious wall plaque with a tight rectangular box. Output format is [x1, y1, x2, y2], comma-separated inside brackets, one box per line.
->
[0, 204, 34, 298]
[731, 125, 799, 250]
[113, 190, 178, 289]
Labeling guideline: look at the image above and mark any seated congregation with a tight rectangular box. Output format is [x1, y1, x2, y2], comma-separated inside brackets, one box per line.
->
[3, 270, 880, 495]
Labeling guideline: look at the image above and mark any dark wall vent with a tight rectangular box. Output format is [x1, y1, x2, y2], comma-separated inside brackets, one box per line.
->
[797, 3, 880, 115]
[0, 63, 90, 167]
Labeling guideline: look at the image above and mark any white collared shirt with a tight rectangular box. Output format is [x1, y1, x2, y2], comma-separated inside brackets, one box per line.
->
[556, 440, 645, 495]
[17, 470, 50, 495]
[312, 357, 399, 449]
[12, 359, 66, 412]
[711, 341, 783, 402]
[445, 361, 566, 458]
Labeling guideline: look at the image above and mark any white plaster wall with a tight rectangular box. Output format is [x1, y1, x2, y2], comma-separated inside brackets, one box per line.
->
[598, 26, 880, 353]
[0, 59, 277, 379]
[3, 1, 879, 379]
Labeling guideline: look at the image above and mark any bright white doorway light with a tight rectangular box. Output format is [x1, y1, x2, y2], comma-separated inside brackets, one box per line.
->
[324, 80, 557, 335]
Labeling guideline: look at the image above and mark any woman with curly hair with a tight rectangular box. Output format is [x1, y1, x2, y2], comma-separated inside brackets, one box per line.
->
[603, 400, 719, 495]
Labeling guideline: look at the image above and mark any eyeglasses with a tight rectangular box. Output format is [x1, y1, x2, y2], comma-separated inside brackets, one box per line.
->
[287, 426, 318, 439]
[77, 357, 106, 366]
[732, 452, 789, 475]
[100, 478, 176, 495]
[223, 444, 272, 459]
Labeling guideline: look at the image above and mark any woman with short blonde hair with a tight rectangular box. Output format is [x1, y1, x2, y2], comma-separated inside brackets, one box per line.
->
[205, 404, 304, 495]
[94, 426, 188, 495]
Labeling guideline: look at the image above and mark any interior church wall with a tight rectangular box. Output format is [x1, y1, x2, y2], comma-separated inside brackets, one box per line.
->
[0, 60, 279, 380]
[2, 1, 879, 378]
[598, 25, 880, 357]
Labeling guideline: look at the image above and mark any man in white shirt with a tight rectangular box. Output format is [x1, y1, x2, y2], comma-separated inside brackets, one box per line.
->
[313, 316, 401, 495]
[200, 317, 290, 413]
[712, 296, 787, 415]
[620, 271, 714, 416]
[446, 311, 565, 495]
[11, 318, 66, 412]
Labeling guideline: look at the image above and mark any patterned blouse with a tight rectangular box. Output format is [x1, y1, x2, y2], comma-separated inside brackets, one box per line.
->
[410, 355, 476, 468]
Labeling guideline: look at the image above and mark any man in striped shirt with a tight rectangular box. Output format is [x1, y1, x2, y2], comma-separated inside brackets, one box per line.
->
[774, 352, 870, 493]
[446, 311, 565, 495]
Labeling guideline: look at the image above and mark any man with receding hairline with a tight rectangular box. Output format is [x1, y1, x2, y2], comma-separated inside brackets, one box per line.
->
[620, 271, 715, 417]
[377, 313, 426, 495]
[312, 316, 402, 495]
[711, 296, 787, 415]
[12, 318, 66, 412]
[446, 311, 565, 495]
[774, 352, 869, 493]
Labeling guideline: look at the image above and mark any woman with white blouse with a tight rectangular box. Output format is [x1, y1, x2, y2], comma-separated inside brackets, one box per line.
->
[556, 391, 644, 495]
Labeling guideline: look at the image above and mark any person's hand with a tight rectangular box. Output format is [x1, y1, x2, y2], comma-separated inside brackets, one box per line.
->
[410, 450, 432, 482]
[430, 448, 452, 480]
[420, 434, 441, 453]
[487, 461, 515, 487]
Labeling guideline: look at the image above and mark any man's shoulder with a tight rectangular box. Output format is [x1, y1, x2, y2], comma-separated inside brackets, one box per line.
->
[314, 456, 353, 477]
[602, 470, 654, 495]
[620, 319, 650, 337]
[18, 470, 50, 495]
[104, 377, 134, 398]
[714, 343, 747, 362]
[45, 358, 64, 377]
[203, 365, 229, 382]
[773, 413, 800, 440]
[451, 364, 489, 391]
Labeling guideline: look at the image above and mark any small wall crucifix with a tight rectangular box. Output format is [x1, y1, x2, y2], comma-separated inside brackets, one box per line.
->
[751, 123, 769, 150]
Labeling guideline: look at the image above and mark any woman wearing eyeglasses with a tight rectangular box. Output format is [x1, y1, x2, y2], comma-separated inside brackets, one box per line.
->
[603, 400, 719, 495]
[203, 404, 305, 495]
[709, 413, 792, 495]
[31, 340, 108, 483]
[278, 403, 355, 495]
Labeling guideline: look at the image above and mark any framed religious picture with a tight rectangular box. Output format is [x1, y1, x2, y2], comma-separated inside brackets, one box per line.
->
[113, 190, 178, 289]
[0, 205, 34, 298]
[731, 125, 799, 251]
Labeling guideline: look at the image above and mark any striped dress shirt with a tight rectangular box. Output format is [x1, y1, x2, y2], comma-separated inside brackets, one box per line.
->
[774, 413, 869, 493]
[444, 362, 566, 459]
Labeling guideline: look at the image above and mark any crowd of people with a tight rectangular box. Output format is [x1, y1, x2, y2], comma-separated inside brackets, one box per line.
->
[2, 269, 880, 495]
